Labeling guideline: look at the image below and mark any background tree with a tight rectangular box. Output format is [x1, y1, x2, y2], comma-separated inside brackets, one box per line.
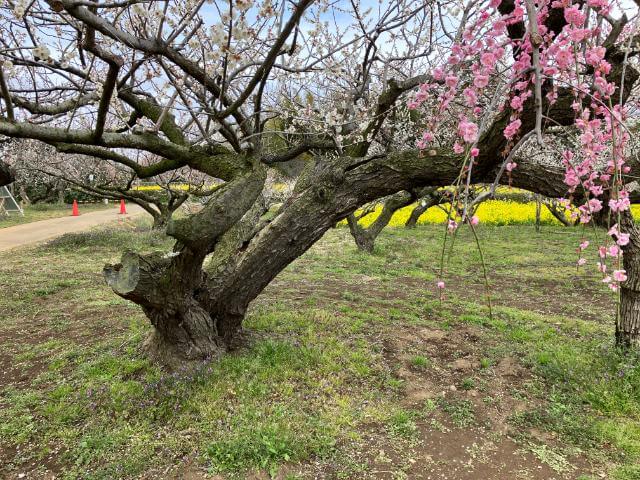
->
[347, 188, 451, 252]
[5, 138, 213, 228]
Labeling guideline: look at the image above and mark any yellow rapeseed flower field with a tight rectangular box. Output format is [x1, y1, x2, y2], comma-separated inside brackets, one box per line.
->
[132, 184, 220, 192]
[132, 184, 191, 191]
[349, 201, 640, 227]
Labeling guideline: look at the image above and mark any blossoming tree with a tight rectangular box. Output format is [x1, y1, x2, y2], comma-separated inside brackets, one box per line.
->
[0, 0, 639, 364]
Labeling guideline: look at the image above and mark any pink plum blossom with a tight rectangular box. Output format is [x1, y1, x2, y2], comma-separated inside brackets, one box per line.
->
[564, 5, 586, 26]
[458, 118, 479, 143]
[613, 270, 628, 282]
[503, 119, 521, 139]
[616, 233, 630, 246]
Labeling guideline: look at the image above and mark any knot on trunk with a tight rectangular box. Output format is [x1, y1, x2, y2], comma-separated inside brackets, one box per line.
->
[314, 183, 334, 203]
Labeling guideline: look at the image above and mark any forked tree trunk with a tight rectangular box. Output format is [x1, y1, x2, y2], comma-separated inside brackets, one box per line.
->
[104, 169, 267, 367]
[104, 250, 229, 366]
[619, 212, 640, 349]
[347, 191, 413, 252]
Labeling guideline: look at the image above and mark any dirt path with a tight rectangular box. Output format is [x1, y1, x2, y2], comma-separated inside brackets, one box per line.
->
[0, 204, 147, 251]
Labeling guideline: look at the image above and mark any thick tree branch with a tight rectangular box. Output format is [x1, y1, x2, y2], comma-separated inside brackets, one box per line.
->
[0, 119, 244, 180]
[0, 67, 15, 121]
[11, 92, 99, 115]
[80, 8, 124, 140]
[262, 140, 335, 164]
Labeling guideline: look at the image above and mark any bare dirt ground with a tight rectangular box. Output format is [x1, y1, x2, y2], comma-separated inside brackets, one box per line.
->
[0, 204, 146, 251]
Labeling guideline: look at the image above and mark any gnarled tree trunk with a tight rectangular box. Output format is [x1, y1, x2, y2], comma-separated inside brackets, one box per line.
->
[100, 143, 617, 366]
[100, 73, 640, 367]
[104, 250, 225, 366]
[104, 167, 267, 366]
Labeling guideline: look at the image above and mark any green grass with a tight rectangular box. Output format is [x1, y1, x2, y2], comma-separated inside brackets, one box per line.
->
[0, 202, 113, 228]
[0, 221, 639, 478]
[410, 355, 430, 369]
[438, 398, 476, 427]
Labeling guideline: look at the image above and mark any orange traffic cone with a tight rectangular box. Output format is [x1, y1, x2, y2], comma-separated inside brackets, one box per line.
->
[119, 199, 127, 215]
[72, 199, 79, 216]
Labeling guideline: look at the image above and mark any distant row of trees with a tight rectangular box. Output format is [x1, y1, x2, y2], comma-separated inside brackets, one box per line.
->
[1, 139, 218, 229]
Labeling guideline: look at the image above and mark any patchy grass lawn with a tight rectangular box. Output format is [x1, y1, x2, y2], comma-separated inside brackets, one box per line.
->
[0, 220, 639, 479]
[0, 203, 112, 228]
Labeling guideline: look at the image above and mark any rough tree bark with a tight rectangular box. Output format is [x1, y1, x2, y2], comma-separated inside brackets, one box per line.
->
[617, 212, 640, 348]
[104, 167, 266, 366]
